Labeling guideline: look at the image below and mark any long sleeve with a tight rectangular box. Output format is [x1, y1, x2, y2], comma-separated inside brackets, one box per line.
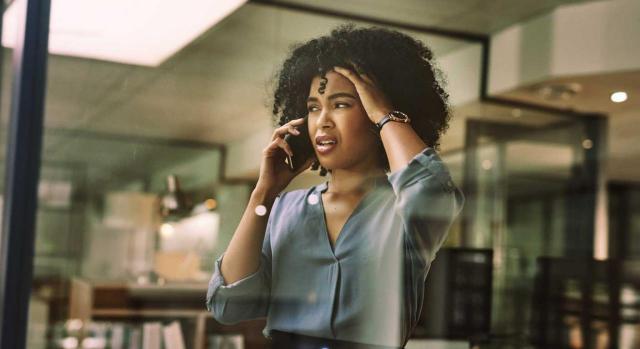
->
[387, 146, 465, 270]
[205, 195, 279, 325]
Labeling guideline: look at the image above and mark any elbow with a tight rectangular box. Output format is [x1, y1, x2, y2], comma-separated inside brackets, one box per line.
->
[212, 308, 242, 326]
[206, 282, 238, 325]
[205, 286, 269, 325]
[207, 296, 243, 325]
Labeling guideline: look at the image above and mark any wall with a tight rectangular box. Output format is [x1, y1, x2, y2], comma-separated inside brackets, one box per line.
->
[489, 0, 640, 95]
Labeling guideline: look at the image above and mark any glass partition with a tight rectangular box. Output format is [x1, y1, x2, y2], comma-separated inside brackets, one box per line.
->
[4, 0, 634, 348]
[3, 0, 634, 348]
[11, 1, 481, 348]
[451, 102, 616, 347]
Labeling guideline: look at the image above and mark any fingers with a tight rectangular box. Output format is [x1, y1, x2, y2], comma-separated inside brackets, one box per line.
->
[348, 61, 376, 84]
[272, 118, 305, 141]
[332, 66, 364, 86]
[278, 137, 294, 158]
[263, 137, 293, 158]
[334, 65, 377, 86]
[359, 73, 376, 85]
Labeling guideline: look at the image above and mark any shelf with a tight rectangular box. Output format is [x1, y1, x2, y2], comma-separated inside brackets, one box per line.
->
[69, 277, 271, 349]
[93, 309, 211, 318]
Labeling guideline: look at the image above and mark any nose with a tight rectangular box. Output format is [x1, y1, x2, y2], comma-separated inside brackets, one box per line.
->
[315, 109, 334, 129]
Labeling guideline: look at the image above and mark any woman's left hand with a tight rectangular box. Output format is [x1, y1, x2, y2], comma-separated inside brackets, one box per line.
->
[332, 65, 394, 125]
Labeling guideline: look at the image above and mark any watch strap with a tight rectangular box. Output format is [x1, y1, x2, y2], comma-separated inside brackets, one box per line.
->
[375, 111, 410, 132]
[376, 115, 393, 131]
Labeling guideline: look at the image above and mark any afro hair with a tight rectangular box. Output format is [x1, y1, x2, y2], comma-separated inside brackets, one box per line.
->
[268, 23, 451, 176]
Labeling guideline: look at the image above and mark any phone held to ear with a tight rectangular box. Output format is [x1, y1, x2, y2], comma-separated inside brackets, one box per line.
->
[283, 115, 315, 172]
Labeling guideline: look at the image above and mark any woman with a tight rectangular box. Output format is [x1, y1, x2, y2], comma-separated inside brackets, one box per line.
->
[206, 23, 465, 348]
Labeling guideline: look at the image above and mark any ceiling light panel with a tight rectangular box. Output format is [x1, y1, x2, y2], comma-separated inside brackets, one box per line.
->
[2, 0, 247, 67]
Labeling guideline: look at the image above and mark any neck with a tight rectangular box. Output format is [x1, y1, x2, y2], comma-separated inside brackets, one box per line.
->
[326, 168, 386, 195]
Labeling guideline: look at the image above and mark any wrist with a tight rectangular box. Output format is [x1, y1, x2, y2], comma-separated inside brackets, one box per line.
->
[374, 110, 411, 132]
[370, 109, 392, 124]
[251, 187, 279, 205]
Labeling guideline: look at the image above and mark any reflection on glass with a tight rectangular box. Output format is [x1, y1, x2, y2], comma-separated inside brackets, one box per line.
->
[204, 16, 471, 346]
[8, 0, 635, 348]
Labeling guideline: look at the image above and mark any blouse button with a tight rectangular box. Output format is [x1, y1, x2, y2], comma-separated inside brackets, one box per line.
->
[307, 291, 318, 304]
[444, 179, 455, 192]
[307, 194, 320, 205]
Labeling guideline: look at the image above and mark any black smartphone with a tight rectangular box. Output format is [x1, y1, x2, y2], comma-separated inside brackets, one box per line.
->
[282, 115, 315, 172]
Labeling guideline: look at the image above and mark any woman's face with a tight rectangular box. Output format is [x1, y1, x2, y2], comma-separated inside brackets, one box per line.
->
[306, 70, 381, 173]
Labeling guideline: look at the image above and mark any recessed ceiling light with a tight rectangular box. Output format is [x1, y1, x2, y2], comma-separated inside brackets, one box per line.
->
[2, 0, 247, 67]
[610, 91, 628, 103]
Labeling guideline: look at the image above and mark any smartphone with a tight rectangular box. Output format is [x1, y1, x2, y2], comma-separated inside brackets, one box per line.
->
[282, 115, 315, 172]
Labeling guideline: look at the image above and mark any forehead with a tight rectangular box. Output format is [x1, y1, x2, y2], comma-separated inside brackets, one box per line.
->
[308, 71, 355, 96]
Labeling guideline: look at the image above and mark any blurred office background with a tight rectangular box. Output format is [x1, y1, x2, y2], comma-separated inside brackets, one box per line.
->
[0, 0, 638, 348]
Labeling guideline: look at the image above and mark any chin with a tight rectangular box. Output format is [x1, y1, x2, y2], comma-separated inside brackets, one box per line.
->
[316, 159, 332, 170]
[319, 158, 358, 172]
[316, 157, 338, 171]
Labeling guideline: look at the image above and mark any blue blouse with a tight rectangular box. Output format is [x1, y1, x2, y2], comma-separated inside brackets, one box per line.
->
[206, 146, 465, 347]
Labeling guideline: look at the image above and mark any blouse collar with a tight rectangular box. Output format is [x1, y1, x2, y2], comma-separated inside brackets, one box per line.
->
[316, 173, 389, 194]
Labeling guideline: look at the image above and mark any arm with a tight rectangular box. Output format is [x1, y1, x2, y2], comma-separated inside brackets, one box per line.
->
[328, 65, 464, 268]
[221, 189, 278, 284]
[205, 189, 280, 324]
[381, 122, 465, 267]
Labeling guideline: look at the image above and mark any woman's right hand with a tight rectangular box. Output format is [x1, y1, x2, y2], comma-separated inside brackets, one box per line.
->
[255, 118, 316, 196]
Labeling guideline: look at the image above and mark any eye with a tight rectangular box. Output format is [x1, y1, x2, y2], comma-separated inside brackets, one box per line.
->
[335, 102, 350, 108]
[307, 105, 319, 112]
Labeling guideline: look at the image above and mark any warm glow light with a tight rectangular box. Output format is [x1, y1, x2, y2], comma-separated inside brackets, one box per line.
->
[205, 199, 217, 210]
[160, 223, 175, 238]
[2, 0, 248, 67]
[610, 91, 628, 103]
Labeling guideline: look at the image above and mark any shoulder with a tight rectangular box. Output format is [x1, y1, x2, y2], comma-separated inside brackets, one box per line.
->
[276, 184, 321, 208]
[266, 184, 322, 239]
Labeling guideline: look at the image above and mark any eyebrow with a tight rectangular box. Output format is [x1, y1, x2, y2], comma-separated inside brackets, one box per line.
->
[307, 92, 357, 103]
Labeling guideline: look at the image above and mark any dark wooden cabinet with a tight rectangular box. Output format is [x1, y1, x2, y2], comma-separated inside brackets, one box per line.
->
[412, 248, 494, 340]
[531, 258, 640, 349]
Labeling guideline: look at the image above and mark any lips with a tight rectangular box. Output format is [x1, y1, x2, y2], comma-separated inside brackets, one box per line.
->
[315, 135, 338, 155]
[315, 135, 338, 145]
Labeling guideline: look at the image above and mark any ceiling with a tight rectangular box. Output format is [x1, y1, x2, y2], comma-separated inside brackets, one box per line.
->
[1, 1, 473, 193]
[494, 69, 640, 182]
[1, 0, 637, 194]
[498, 70, 640, 116]
[267, 0, 596, 35]
[14, 2, 470, 143]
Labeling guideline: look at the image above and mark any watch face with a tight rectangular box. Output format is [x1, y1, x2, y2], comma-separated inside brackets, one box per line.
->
[389, 111, 410, 122]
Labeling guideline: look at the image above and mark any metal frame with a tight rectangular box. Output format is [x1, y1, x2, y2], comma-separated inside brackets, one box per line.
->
[0, 0, 51, 348]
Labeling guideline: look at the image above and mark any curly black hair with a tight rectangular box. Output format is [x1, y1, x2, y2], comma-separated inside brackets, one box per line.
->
[268, 23, 451, 177]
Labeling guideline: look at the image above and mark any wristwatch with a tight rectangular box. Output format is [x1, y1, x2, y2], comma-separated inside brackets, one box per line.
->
[375, 110, 411, 132]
